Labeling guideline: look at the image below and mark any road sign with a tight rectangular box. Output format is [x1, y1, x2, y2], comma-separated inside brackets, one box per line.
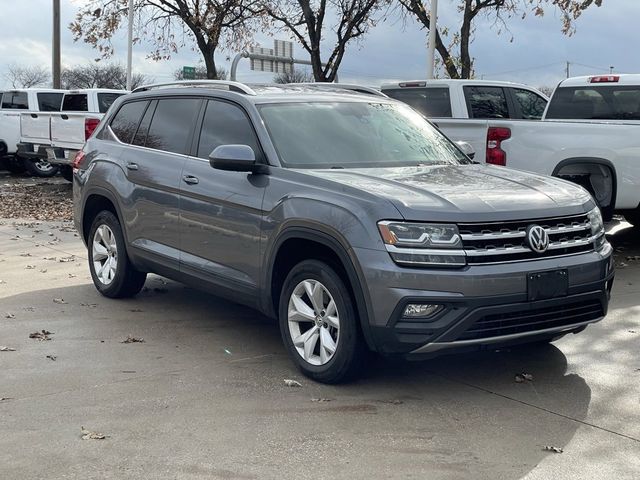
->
[183, 66, 196, 80]
[249, 40, 293, 74]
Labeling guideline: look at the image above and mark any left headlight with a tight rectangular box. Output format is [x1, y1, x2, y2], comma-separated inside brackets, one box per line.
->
[378, 221, 466, 267]
[587, 207, 604, 236]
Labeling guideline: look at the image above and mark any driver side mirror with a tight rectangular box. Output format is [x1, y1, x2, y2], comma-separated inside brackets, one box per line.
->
[455, 141, 476, 160]
[209, 145, 267, 174]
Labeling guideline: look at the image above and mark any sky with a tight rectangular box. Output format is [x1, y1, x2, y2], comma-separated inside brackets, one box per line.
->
[0, 0, 638, 90]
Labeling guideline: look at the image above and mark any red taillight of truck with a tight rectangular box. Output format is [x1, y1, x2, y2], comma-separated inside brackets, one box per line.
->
[486, 127, 511, 166]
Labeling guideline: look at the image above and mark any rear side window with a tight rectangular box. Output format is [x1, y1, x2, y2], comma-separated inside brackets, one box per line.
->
[97, 93, 124, 113]
[37, 93, 64, 112]
[110, 101, 149, 144]
[146, 98, 200, 154]
[511, 88, 547, 120]
[383, 88, 452, 117]
[546, 86, 640, 120]
[1, 91, 28, 109]
[62, 94, 88, 112]
[464, 86, 509, 119]
[197, 100, 263, 160]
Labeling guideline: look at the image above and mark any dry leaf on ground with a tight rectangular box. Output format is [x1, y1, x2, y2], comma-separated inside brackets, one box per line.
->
[515, 373, 534, 383]
[29, 330, 53, 341]
[46, 355, 57, 361]
[542, 446, 563, 453]
[0, 346, 16, 352]
[121, 335, 144, 344]
[81, 426, 107, 440]
[5, 313, 15, 319]
[53, 298, 66, 304]
[284, 379, 302, 387]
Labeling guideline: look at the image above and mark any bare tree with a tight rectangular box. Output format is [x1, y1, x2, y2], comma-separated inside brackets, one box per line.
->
[70, 0, 261, 80]
[273, 69, 314, 83]
[258, 0, 387, 82]
[61, 63, 153, 90]
[399, 0, 603, 79]
[538, 85, 555, 97]
[4, 64, 50, 88]
[173, 65, 228, 80]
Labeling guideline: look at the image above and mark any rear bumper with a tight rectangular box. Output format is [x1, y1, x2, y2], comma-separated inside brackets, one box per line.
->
[17, 142, 47, 159]
[17, 143, 75, 165]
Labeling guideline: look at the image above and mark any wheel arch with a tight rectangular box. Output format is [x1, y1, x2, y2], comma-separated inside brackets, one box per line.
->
[81, 187, 127, 244]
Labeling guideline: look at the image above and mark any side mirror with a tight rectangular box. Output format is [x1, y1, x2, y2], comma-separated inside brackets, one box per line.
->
[455, 141, 476, 160]
[209, 145, 266, 174]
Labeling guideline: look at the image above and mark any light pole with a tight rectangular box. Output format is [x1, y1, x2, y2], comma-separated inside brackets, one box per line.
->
[426, 0, 438, 79]
[126, 0, 134, 90]
[52, 0, 61, 89]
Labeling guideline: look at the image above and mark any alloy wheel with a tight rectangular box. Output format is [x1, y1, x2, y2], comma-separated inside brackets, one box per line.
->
[92, 224, 118, 285]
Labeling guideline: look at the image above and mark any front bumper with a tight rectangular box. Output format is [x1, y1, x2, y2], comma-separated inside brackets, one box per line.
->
[354, 242, 614, 355]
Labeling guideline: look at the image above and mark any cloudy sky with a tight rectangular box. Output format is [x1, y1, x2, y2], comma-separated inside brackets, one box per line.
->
[0, 0, 638, 90]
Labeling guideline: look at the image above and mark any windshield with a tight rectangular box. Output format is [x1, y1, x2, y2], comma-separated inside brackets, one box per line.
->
[258, 102, 468, 169]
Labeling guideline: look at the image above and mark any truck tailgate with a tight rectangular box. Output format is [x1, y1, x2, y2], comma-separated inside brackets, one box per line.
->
[51, 113, 102, 150]
[20, 113, 52, 145]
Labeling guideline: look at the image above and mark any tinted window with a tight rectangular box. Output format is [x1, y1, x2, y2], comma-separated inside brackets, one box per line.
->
[37, 93, 64, 112]
[146, 98, 200, 154]
[383, 88, 452, 117]
[98, 93, 124, 113]
[546, 86, 640, 120]
[62, 94, 88, 111]
[110, 101, 149, 144]
[512, 88, 547, 120]
[464, 86, 509, 119]
[197, 100, 262, 160]
[132, 101, 156, 147]
[1, 91, 28, 109]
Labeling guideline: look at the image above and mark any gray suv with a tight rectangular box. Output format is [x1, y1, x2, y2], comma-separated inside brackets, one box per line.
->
[73, 81, 614, 383]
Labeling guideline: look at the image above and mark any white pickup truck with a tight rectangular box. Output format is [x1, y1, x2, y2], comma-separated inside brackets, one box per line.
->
[18, 88, 126, 179]
[381, 79, 549, 163]
[0, 88, 65, 174]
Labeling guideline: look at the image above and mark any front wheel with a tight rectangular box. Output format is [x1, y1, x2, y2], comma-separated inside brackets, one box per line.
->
[23, 158, 59, 177]
[279, 260, 365, 383]
[88, 211, 147, 298]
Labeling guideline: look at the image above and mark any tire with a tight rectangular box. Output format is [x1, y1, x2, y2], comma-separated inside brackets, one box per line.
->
[88, 211, 147, 298]
[60, 166, 73, 182]
[279, 259, 365, 383]
[2, 157, 26, 174]
[625, 210, 640, 227]
[23, 157, 59, 177]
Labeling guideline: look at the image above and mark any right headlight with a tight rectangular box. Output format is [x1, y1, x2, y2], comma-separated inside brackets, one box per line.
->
[587, 207, 606, 249]
[377, 221, 466, 267]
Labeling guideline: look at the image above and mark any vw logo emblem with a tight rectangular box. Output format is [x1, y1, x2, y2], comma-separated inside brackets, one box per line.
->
[526, 225, 549, 253]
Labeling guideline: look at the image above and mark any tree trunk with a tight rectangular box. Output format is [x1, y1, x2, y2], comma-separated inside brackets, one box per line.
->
[459, 2, 473, 79]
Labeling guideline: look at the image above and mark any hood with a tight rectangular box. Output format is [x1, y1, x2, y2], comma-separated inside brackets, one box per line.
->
[302, 164, 594, 222]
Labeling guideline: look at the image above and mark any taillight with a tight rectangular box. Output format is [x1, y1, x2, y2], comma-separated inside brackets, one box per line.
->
[590, 75, 619, 83]
[486, 127, 511, 166]
[72, 150, 85, 170]
[84, 118, 100, 140]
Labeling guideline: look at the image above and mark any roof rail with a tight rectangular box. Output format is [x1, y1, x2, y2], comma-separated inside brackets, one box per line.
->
[293, 83, 388, 98]
[132, 80, 256, 95]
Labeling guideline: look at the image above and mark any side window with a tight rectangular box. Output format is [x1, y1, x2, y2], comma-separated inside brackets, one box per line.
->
[62, 94, 88, 112]
[146, 98, 201, 154]
[383, 88, 452, 118]
[512, 88, 547, 120]
[197, 100, 263, 160]
[110, 101, 149, 144]
[97, 93, 124, 113]
[1, 91, 28, 109]
[132, 101, 156, 147]
[37, 93, 64, 112]
[464, 86, 509, 119]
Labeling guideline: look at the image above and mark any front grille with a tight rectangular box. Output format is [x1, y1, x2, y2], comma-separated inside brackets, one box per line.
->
[459, 213, 596, 264]
[458, 300, 604, 341]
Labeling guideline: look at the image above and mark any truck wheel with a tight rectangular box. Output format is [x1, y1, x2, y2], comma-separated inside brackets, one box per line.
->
[23, 158, 59, 178]
[624, 210, 640, 227]
[88, 211, 147, 298]
[279, 260, 365, 384]
[2, 157, 26, 174]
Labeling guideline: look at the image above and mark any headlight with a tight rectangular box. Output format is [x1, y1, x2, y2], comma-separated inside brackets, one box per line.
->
[378, 221, 466, 267]
[587, 207, 604, 236]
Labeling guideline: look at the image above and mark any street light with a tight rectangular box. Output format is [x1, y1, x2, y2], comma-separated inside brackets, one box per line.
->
[426, 0, 438, 79]
[126, 0, 134, 91]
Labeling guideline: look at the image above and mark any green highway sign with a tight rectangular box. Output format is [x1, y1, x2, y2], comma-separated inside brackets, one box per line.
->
[183, 66, 196, 80]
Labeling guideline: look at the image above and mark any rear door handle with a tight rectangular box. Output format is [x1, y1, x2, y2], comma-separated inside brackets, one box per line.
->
[182, 175, 199, 185]
[126, 163, 139, 171]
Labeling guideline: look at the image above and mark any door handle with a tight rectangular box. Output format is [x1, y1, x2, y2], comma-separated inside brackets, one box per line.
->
[126, 163, 139, 171]
[182, 175, 199, 185]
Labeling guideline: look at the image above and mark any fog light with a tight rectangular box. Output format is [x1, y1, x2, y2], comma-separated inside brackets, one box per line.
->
[403, 304, 443, 319]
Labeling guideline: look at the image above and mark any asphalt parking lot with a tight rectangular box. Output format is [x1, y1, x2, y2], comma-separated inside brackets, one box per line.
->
[1, 174, 639, 479]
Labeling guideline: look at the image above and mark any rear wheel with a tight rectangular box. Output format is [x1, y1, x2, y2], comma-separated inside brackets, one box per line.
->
[279, 260, 365, 383]
[88, 211, 146, 298]
[2, 157, 26, 174]
[23, 157, 59, 177]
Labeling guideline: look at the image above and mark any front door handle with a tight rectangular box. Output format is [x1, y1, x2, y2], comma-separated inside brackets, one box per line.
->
[126, 163, 139, 171]
[182, 175, 199, 185]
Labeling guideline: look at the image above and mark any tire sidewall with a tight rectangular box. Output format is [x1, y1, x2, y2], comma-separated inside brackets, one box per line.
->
[279, 260, 360, 382]
[88, 211, 130, 297]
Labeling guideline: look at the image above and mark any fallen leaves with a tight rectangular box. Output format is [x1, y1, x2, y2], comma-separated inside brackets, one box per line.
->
[53, 298, 66, 304]
[0, 346, 16, 352]
[284, 379, 302, 387]
[58, 256, 75, 263]
[515, 373, 534, 383]
[29, 330, 53, 341]
[81, 426, 107, 440]
[5, 313, 15, 319]
[0, 180, 72, 221]
[311, 398, 332, 403]
[25, 265, 36, 270]
[46, 355, 57, 361]
[121, 335, 144, 344]
[542, 445, 563, 453]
